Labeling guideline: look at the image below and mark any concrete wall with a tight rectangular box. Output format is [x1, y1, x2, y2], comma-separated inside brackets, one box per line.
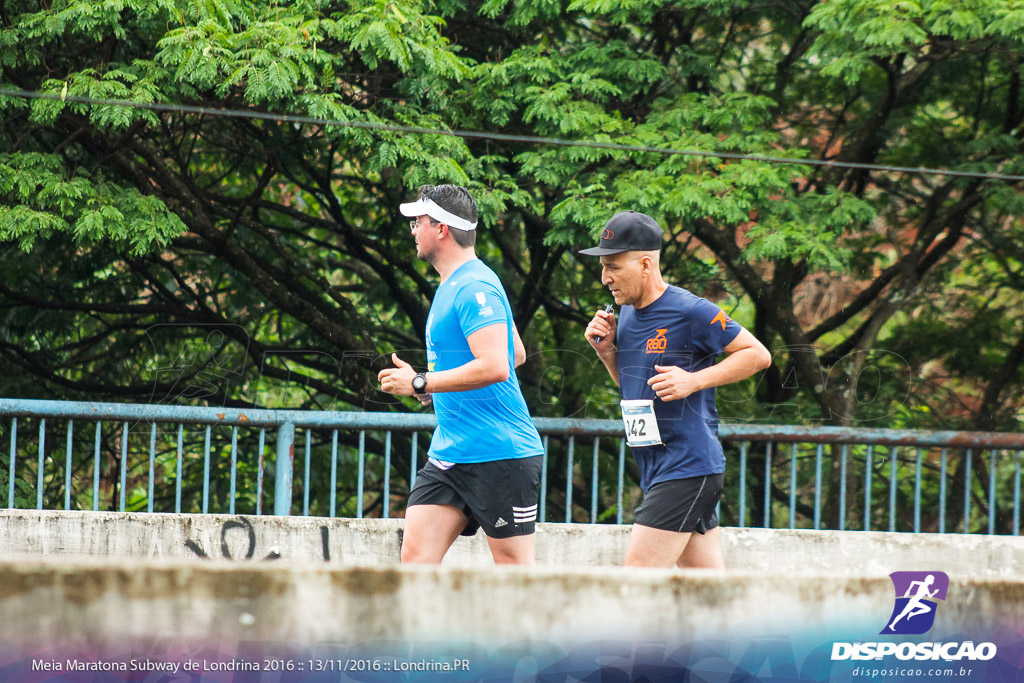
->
[0, 555, 1020, 647]
[2, 509, 1023, 576]
[1, 510, 1022, 663]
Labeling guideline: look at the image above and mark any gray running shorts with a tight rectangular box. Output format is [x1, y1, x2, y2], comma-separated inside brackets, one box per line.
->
[634, 473, 724, 534]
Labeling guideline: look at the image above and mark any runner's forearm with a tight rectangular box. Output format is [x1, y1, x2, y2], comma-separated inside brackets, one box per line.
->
[425, 357, 509, 393]
[599, 350, 620, 387]
[689, 346, 770, 391]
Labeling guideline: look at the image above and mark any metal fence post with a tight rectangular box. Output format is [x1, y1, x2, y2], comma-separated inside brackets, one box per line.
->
[274, 421, 295, 516]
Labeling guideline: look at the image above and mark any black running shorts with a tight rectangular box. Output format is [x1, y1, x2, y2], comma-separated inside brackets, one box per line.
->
[407, 455, 543, 539]
[634, 473, 724, 534]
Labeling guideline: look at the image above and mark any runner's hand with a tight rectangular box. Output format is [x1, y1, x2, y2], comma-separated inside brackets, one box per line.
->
[377, 353, 417, 396]
[648, 364, 702, 401]
[585, 307, 616, 354]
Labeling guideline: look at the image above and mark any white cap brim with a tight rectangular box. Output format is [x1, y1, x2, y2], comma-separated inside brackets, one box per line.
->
[399, 197, 477, 231]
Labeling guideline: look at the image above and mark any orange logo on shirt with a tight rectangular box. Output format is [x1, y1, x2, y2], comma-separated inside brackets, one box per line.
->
[645, 329, 668, 353]
[711, 310, 731, 330]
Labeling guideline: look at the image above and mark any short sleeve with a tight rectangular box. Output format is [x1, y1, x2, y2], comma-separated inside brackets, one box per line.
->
[454, 280, 508, 338]
[688, 297, 742, 360]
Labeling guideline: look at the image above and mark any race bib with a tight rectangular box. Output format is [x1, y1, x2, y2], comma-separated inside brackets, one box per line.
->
[620, 399, 663, 447]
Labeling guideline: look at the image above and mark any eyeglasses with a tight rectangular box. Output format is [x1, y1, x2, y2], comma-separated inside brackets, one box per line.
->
[409, 218, 440, 231]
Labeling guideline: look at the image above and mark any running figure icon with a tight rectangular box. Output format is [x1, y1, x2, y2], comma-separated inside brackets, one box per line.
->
[881, 571, 949, 635]
[888, 574, 938, 631]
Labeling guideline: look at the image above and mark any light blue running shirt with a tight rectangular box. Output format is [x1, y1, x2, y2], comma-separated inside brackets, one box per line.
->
[425, 259, 544, 463]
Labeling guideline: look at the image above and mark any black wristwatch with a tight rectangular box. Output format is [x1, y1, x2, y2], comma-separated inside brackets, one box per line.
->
[412, 372, 428, 393]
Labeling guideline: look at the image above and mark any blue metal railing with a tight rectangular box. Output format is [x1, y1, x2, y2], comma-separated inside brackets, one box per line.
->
[0, 398, 1021, 534]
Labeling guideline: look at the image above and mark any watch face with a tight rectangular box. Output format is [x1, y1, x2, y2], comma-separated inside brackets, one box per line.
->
[412, 375, 426, 392]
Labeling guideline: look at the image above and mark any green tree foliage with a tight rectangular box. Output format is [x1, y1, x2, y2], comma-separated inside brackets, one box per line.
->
[2, 0, 1024, 528]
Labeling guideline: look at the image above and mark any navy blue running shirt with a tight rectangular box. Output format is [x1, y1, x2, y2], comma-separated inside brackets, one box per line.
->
[425, 259, 544, 463]
[615, 286, 743, 490]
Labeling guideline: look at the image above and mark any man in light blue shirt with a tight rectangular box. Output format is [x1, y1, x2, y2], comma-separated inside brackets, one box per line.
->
[379, 184, 544, 564]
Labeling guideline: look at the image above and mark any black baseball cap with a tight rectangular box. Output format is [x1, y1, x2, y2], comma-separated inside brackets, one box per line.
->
[578, 211, 664, 256]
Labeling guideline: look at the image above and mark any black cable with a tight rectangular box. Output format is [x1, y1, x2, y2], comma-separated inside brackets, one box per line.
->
[3, 87, 1024, 182]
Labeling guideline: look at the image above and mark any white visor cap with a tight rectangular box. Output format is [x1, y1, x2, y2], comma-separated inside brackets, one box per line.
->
[399, 197, 477, 231]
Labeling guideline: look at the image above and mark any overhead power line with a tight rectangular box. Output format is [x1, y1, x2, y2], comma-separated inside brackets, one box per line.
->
[3, 87, 1024, 183]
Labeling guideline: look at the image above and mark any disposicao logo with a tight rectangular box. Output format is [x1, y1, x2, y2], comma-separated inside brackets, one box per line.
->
[881, 571, 948, 635]
[831, 571, 997, 663]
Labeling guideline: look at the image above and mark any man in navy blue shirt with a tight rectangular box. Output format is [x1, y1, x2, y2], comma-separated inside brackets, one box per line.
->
[580, 211, 771, 568]
[379, 184, 544, 565]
